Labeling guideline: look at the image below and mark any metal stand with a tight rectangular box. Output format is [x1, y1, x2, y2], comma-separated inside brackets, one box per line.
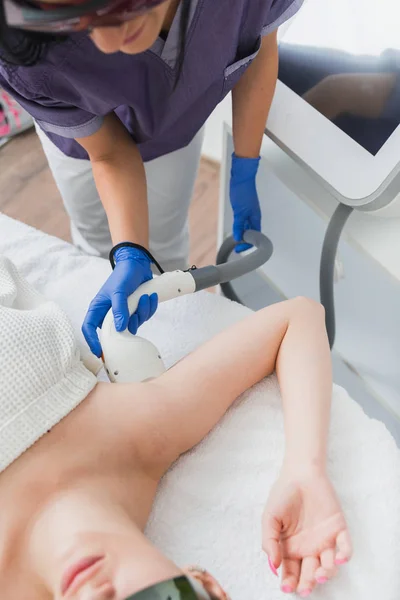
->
[320, 204, 353, 348]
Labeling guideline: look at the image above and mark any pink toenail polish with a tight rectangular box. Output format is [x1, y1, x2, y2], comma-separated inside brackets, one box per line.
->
[317, 577, 328, 584]
[335, 558, 348, 566]
[300, 590, 312, 598]
[281, 585, 293, 593]
[268, 556, 278, 577]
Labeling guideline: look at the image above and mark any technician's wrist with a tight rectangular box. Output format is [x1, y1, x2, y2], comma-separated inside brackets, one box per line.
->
[111, 242, 152, 268]
[231, 153, 261, 181]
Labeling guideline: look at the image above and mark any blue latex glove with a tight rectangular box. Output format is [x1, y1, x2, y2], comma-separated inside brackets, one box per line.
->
[82, 246, 158, 357]
[229, 153, 262, 252]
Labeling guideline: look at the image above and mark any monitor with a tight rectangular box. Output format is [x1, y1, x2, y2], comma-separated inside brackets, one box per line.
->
[266, 0, 400, 203]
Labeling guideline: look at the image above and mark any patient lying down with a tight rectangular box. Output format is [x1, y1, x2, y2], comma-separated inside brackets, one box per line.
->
[0, 256, 352, 600]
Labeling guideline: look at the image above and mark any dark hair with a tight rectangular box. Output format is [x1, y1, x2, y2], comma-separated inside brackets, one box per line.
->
[0, 0, 191, 70]
[0, 0, 66, 65]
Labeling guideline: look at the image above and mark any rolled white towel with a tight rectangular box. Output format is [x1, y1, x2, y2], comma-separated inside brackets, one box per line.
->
[0, 256, 97, 474]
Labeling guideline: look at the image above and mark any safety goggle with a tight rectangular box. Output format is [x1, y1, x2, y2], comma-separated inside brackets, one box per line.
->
[4, 0, 166, 33]
[124, 574, 213, 599]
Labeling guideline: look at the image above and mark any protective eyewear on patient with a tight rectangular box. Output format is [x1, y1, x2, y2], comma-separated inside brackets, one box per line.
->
[4, 0, 166, 33]
[124, 575, 212, 599]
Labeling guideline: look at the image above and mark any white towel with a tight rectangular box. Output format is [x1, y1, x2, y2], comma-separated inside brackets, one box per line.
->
[1, 214, 400, 599]
[0, 256, 97, 473]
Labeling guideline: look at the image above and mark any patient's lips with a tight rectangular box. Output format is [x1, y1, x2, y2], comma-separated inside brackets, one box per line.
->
[61, 555, 105, 596]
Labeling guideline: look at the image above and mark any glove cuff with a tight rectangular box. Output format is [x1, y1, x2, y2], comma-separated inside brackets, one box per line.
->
[231, 153, 261, 180]
[109, 242, 164, 274]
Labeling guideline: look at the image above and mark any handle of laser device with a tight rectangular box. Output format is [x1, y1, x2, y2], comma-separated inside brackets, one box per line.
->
[118, 231, 270, 314]
[127, 270, 196, 315]
[100, 271, 196, 344]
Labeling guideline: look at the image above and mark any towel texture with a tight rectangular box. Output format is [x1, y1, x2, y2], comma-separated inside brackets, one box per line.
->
[1, 214, 400, 599]
[0, 255, 97, 473]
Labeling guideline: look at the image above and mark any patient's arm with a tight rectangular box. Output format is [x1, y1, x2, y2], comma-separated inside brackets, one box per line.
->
[147, 297, 351, 594]
[150, 297, 331, 468]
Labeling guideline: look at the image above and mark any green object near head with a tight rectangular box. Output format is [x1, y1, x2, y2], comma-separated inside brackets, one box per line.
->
[125, 575, 210, 600]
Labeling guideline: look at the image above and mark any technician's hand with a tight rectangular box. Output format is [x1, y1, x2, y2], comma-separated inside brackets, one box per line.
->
[82, 246, 158, 357]
[262, 471, 352, 596]
[229, 153, 262, 252]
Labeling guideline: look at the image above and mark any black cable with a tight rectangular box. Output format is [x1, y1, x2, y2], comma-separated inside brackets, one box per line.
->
[109, 242, 164, 274]
[320, 204, 353, 349]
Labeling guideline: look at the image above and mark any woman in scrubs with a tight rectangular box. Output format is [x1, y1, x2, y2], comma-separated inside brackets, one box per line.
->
[0, 0, 302, 356]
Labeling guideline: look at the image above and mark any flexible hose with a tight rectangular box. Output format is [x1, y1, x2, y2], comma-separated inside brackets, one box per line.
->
[216, 240, 246, 304]
[216, 232, 273, 304]
[320, 204, 353, 349]
[217, 204, 353, 351]
[193, 231, 273, 292]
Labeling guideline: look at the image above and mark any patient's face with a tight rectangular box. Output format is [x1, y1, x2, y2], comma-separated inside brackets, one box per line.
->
[27, 487, 228, 599]
[29, 488, 183, 599]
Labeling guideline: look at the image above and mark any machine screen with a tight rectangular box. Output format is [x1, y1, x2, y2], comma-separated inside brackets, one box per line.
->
[278, 0, 400, 156]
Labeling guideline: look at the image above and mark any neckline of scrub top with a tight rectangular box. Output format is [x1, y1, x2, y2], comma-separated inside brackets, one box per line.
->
[150, 0, 201, 68]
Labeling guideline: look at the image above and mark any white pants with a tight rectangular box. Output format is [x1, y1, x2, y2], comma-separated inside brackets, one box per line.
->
[35, 125, 204, 271]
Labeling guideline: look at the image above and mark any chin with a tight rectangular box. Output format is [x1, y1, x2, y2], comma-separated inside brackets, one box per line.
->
[97, 45, 122, 54]
[120, 34, 158, 55]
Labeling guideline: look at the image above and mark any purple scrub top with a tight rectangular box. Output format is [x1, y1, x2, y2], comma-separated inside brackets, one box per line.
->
[0, 0, 302, 161]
